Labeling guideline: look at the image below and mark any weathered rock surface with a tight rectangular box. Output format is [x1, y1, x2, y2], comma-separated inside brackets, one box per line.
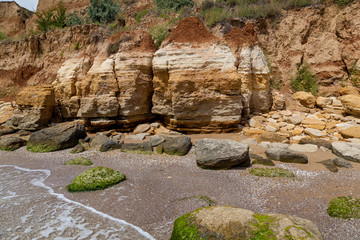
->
[171, 206, 323, 240]
[339, 86, 359, 96]
[195, 138, 250, 169]
[27, 122, 86, 152]
[289, 144, 318, 153]
[341, 95, 360, 117]
[121, 142, 153, 152]
[0, 127, 15, 137]
[7, 85, 55, 130]
[0, 1, 32, 38]
[36, 0, 90, 12]
[90, 133, 110, 150]
[152, 18, 271, 132]
[293, 92, 316, 108]
[332, 142, 360, 163]
[160, 135, 192, 156]
[279, 151, 308, 164]
[298, 138, 332, 149]
[0, 102, 14, 125]
[0, 136, 27, 151]
[99, 139, 121, 152]
[340, 126, 360, 138]
[333, 158, 353, 168]
[53, 31, 156, 129]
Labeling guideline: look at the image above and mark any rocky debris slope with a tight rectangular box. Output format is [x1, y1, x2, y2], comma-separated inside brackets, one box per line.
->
[52, 30, 156, 130]
[152, 17, 271, 133]
[0, 2, 32, 38]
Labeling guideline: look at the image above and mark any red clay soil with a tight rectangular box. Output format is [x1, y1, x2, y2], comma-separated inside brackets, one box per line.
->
[107, 30, 156, 53]
[224, 22, 258, 49]
[165, 17, 218, 45]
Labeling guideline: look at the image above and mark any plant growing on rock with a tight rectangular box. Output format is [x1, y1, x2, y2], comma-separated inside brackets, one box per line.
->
[249, 167, 295, 178]
[290, 63, 319, 95]
[327, 196, 360, 219]
[87, 0, 120, 24]
[150, 23, 170, 48]
[154, 0, 194, 11]
[36, 1, 67, 32]
[66, 11, 84, 26]
[0, 31, 8, 41]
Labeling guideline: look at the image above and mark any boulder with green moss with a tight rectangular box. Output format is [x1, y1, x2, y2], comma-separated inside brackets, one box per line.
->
[64, 157, 93, 166]
[0, 136, 27, 151]
[27, 122, 87, 152]
[249, 167, 295, 178]
[66, 166, 126, 192]
[171, 206, 323, 240]
[327, 196, 360, 219]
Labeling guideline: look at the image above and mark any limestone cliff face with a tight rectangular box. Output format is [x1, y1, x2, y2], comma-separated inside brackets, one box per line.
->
[52, 31, 156, 129]
[257, 2, 360, 91]
[152, 18, 271, 133]
[0, 1, 32, 38]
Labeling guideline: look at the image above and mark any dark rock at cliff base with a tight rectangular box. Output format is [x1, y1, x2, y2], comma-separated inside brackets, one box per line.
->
[161, 135, 192, 156]
[0, 136, 27, 151]
[27, 122, 86, 153]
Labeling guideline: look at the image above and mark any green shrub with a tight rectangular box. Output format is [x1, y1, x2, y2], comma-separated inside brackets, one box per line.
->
[36, 1, 67, 32]
[87, 0, 120, 24]
[202, 7, 229, 27]
[154, 0, 194, 11]
[0, 31, 8, 40]
[150, 23, 170, 48]
[66, 11, 84, 26]
[290, 63, 319, 95]
[134, 9, 149, 23]
[327, 196, 360, 219]
[74, 42, 80, 50]
[349, 59, 360, 87]
[333, 0, 354, 7]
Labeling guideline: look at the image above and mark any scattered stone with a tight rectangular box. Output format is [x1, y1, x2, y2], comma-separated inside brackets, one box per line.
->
[289, 144, 318, 153]
[293, 91, 316, 108]
[265, 125, 277, 132]
[161, 136, 192, 156]
[332, 142, 360, 162]
[250, 167, 294, 177]
[70, 144, 85, 154]
[249, 118, 263, 128]
[90, 133, 111, 150]
[104, 129, 116, 137]
[272, 113, 281, 119]
[316, 96, 332, 108]
[64, 157, 93, 166]
[133, 124, 151, 134]
[243, 128, 265, 137]
[66, 166, 126, 192]
[319, 160, 338, 173]
[17, 129, 31, 136]
[121, 142, 153, 153]
[112, 134, 123, 142]
[258, 132, 287, 143]
[298, 138, 332, 149]
[265, 148, 287, 161]
[268, 142, 289, 149]
[339, 86, 359, 96]
[333, 158, 353, 168]
[150, 122, 160, 128]
[340, 126, 360, 138]
[279, 151, 308, 164]
[195, 138, 250, 169]
[240, 138, 257, 145]
[148, 135, 165, 147]
[171, 206, 323, 240]
[27, 122, 86, 153]
[0, 137, 27, 151]
[271, 90, 285, 111]
[100, 140, 122, 152]
[302, 118, 326, 130]
[155, 145, 163, 154]
[250, 154, 275, 166]
[304, 128, 327, 138]
[125, 133, 150, 141]
[328, 196, 360, 219]
[259, 141, 270, 148]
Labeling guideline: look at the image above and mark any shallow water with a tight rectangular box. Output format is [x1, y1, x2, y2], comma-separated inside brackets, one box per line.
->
[0, 165, 155, 240]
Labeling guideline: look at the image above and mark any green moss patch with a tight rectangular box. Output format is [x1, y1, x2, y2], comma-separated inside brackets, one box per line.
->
[66, 166, 126, 192]
[327, 196, 360, 219]
[251, 213, 277, 240]
[249, 168, 295, 178]
[64, 157, 93, 166]
[27, 143, 59, 153]
[170, 212, 204, 240]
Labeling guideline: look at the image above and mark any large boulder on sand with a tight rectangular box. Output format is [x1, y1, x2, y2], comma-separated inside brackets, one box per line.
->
[160, 135, 192, 156]
[27, 122, 86, 152]
[195, 138, 250, 169]
[293, 91, 316, 108]
[332, 142, 360, 163]
[171, 206, 323, 240]
[341, 94, 360, 117]
[0, 137, 27, 151]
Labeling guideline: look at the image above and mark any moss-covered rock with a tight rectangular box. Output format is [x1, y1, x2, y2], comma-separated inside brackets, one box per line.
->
[64, 157, 93, 166]
[249, 167, 295, 178]
[0, 137, 27, 151]
[327, 196, 360, 219]
[70, 144, 85, 153]
[170, 206, 323, 240]
[66, 166, 126, 192]
[251, 154, 275, 166]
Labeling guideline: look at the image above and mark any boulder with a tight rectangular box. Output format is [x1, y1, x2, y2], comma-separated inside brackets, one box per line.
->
[0, 127, 15, 136]
[341, 94, 360, 117]
[99, 140, 122, 152]
[0, 102, 14, 125]
[271, 90, 285, 111]
[121, 142, 153, 152]
[340, 126, 360, 138]
[316, 96, 332, 108]
[133, 124, 151, 134]
[27, 122, 86, 152]
[293, 91, 316, 108]
[161, 135, 192, 156]
[288, 115, 304, 125]
[148, 135, 165, 147]
[333, 158, 353, 168]
[279, 151, 308, 164]
[304, 128, 327, 138]
[7, 85, 56, 130]
[171, 206, 323, 240]
[265, 148, 287, 161]
[70, 144, 85, 154]
[195, 138, 250, 169]
[125, 133, 150, 141]
[302, 118, 326, 130]
[332, 142, 360, 162]
[339, 86, 359, 96]
[90, 133, 111, 150]
[0, 137, 27, 151]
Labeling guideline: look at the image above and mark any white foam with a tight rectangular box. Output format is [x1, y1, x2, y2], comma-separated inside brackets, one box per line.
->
[0, 165, 156, 240]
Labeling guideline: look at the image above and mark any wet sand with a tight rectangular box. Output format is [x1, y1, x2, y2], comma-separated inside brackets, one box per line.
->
[1, 135, 360, 239]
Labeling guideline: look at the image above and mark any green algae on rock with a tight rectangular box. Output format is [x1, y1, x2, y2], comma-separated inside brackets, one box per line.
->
[170, 206, 323, 240]
[249, 167, 295, 178]
[327, 196, 360, 219]
[64, 157, 93, 166]
[66, 166, 126, 192]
